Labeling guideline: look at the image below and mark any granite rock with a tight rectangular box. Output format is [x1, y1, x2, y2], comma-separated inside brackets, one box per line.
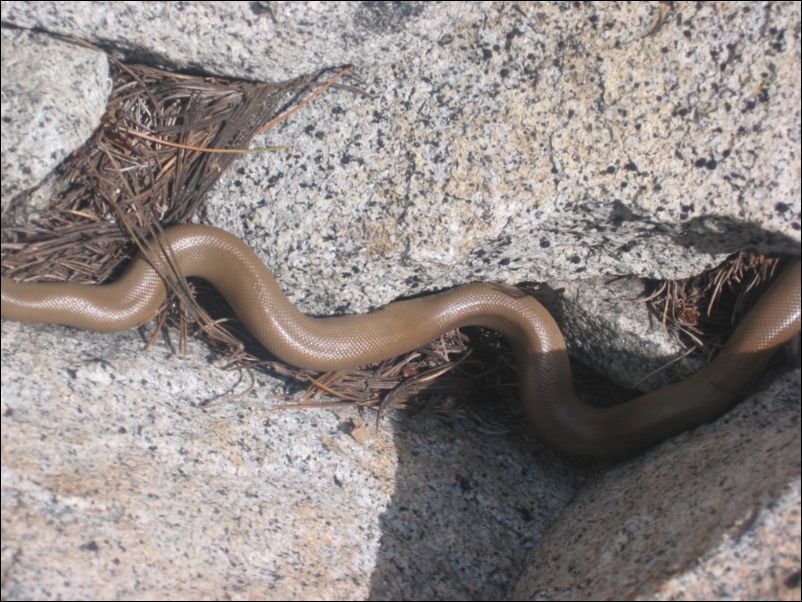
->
[0, 27, 111, 214]
[546, 275, 704, 391]
[190, 1, 801, 316]
[511, 367, 802, 601]
[1, 3, 799, 316]
[0, 319, 577, 600]
[0, 1, 476, 81]
[2, 2, 799, 337]
[1, 1, 801, 600]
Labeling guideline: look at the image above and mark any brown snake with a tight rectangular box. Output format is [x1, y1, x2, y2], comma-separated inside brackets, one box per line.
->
[2, 225, 800, 457]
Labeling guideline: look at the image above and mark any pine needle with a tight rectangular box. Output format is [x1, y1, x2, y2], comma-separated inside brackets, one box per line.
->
[119, 126, 290, 153]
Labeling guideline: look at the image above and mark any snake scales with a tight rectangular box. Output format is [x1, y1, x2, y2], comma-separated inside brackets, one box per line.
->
[2, 224, 800, 457]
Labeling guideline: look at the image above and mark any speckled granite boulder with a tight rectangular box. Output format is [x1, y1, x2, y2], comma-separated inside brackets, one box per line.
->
[2, 2, 799, 314]
[1, 1, 801, 600]
[195, 1, 801, 316]
[0, 319, 576, 600]
[511, 368, 802, 602]
[0, 27, 111, 214]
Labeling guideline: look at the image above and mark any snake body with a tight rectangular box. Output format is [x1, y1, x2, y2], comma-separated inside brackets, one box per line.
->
[2, 225, 800, 457]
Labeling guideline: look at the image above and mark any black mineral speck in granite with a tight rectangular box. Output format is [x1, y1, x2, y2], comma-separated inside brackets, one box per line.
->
[438, 33, 454, 46]
[505, 27, 524, 51]
[354, 1, 426, 33]
[456, 474, 472, 493]
[249, 2, 274, 17]
[785, 569, 802, 589]
[693, 157, 718, 170]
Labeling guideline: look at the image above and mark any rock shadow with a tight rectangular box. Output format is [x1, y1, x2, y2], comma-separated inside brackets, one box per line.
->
[367, 219, 800, 599]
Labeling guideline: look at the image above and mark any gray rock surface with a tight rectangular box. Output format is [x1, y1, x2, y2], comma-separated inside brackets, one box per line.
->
[511, 368, 802, 602]
[192, 0, 801, 316]
[2, 3, 799, 315]
[0, 27, 111, 214]
[0, 320, 577, 600]
[0, 2, 477, 81]
[1, 1, 801, 600]
[547, 275, 704, 391]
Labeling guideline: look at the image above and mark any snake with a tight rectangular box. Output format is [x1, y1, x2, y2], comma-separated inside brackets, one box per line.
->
[2, 224, 800, 458]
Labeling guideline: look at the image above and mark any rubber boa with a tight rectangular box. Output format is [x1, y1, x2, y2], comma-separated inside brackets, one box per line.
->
[2, 224, 800, 457]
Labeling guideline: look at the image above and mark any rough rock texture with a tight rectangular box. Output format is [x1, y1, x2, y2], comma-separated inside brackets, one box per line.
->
[2, 3, 799, 315]
[511, 368, 802, 602]
[545, 275, 704, 391]
[0, 27, 111, 213]
[0, 1, 475, 81]
[194, 0, 802, 316]
[0, 320, 577, 601]
[1, 1, 801, 600]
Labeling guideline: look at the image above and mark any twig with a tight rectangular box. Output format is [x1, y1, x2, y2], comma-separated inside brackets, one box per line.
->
[255, 65, 353, 135]
[119, 127, 290, 153]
